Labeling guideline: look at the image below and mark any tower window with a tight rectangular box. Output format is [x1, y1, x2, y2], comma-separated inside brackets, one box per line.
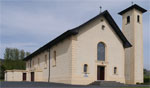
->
[114, 67, 117, 74]
[137, 15, 140, 23]
[127, 16, 130, 24]
[83, 64, 88, 73]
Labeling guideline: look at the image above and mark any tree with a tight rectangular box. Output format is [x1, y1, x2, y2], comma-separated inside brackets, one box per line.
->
[14, 48, 19, 60]
[1, 48, 30, 80]
[20, 50, 25, 60]
[0, 59, 5, 79]
[25, 52, 30, 57]
[4, 48, 10, 60]
[3, 48, 30, 70]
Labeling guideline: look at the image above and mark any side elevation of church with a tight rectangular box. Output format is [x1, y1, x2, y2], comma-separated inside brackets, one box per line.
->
[5, 4, 147, 85]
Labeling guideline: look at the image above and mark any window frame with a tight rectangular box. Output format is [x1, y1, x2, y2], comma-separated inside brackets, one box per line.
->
[38, 58, 40, 66]
[114, 67, 117, 74]
[32, 59, 34, 68]
[137, 15, 140, 23]
[83, 64, 88, 73]
[127, 16, 130, 24]
[45, 54, 47, 65]
[97, 42, 105, 61]
[53, 51, 56, 67]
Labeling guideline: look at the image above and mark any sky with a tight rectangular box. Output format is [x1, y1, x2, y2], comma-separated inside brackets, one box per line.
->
[0, 0, 149, 69]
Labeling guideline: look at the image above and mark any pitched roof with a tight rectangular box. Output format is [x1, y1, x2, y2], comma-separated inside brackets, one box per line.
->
[118, 4, 147, 15]
[24, 10, 132, 61]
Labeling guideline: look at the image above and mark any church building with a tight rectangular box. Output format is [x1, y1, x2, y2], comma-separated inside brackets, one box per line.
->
[5, 4, 147, 85]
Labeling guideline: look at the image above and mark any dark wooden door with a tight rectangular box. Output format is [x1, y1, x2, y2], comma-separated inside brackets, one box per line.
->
[23, 73, 26, 81]
[31, 72, 34, 82]
[97, 66, 105, 80]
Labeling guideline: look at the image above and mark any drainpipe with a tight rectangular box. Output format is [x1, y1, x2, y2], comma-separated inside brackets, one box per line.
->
[48, 49, 50, 82]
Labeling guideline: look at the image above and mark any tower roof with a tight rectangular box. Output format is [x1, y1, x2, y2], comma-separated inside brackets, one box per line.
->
[118, 4, 147, 15]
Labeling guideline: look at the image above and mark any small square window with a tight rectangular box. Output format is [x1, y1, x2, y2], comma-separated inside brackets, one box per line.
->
[102, 25, 105, 30]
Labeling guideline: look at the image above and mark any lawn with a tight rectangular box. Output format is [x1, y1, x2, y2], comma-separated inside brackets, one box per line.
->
[0, 79, 4, 81]
[144, 75, 150, 85]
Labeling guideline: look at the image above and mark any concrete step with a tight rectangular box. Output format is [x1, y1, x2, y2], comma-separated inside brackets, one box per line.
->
[90, 81, 127, 87]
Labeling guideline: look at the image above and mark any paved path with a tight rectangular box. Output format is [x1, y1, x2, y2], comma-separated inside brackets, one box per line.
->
[0, 81, 150, 88]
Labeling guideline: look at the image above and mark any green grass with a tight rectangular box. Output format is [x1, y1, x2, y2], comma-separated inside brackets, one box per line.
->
[143, 75, 150, 85]
[0, 79, 4, 81]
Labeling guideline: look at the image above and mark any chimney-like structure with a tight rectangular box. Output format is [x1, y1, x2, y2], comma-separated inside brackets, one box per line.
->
[118, 4, 147, 84]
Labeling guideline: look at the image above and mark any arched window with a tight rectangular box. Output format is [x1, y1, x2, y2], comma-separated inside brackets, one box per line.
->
[97, 42, 105, 61]
[83, 64, 88, 73]
[127, 16, 130, 24]
[102, 25, 105, 30]
[137, 15, 140, 23]
[114, 67, 117, 74]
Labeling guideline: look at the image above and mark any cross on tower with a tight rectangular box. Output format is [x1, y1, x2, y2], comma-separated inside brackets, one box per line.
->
[131, 1, 134, 5]
[99, 6, 102, 13]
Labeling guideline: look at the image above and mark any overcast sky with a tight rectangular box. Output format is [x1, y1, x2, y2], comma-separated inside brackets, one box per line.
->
[0, 0, 149, 69]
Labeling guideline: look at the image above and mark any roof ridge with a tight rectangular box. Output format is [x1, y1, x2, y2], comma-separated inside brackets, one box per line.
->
[24, 10, 132, 61]
[118, 4, 147, 15]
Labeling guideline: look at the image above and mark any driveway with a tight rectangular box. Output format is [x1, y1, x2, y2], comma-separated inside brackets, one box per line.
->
[0, 81, 150, 88]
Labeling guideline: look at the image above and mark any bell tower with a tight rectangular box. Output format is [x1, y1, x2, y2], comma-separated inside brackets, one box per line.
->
[118, 4, 147, 84]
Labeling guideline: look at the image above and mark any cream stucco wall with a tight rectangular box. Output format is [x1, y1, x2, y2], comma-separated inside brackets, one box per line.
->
[24, 15, 126, 85]
[71, 16, 125, 85]
[4, 6, 145, 85]
[25, 37, 72, 84]
[26, 50, 49, 82]
[122, 9, 144, 84]
[24, 16, 126, 85]
[5, 70, 27, 81]
[49, 38, 72, 84]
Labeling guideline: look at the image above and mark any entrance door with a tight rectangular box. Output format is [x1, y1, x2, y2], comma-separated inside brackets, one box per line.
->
[97, 66, 105, 80]
[31, 72, 34, 82]
[23, 73, 26, 81]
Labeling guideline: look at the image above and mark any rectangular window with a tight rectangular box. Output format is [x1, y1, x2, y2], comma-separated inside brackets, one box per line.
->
[83, 64, 88, 73]
[53, 51, 56, 66]
[28, 62, 30, 68]
[45, 55, 47, 65]
[38, 58, 40, 66]
[127, 16, 130, 24]
[32, 60, 34, 68]
[137, 15, 140, 23]
[30, 60, 31, 68]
